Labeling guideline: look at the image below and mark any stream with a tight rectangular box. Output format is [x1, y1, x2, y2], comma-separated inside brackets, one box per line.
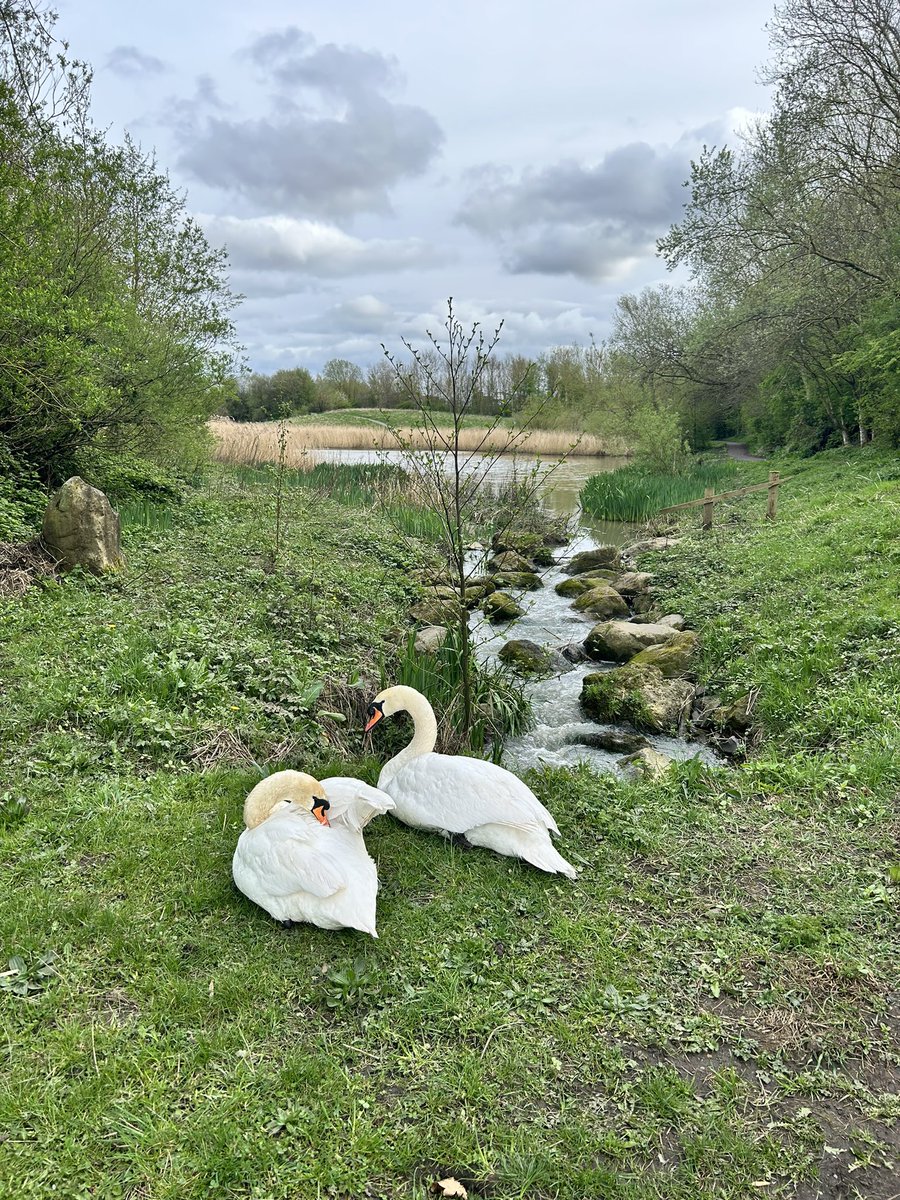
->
[309, 447, 715, 775]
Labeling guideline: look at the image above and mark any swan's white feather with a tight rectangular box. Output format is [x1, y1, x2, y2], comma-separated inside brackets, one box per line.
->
[321, 776, 395, 831]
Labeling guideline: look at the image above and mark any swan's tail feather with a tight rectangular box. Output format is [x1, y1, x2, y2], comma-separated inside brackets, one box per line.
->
[466, 823, 578, 879]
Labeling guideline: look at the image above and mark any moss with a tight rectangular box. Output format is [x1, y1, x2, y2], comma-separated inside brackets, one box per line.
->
[630, 631, 698, 677]
[580, 669, 654, 728]
[498, 639, 553, 676]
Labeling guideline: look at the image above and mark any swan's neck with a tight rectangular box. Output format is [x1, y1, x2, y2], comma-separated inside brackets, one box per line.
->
[381, 688, 437, 783]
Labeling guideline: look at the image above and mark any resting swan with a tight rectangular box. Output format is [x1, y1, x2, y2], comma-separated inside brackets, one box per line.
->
[232, 770, 394, 936]
[365, 686, 576, 879]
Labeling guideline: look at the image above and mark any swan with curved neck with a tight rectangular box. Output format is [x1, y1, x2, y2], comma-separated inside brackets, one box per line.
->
[366, 686, 576, 878]
[233, 770, 394, 936]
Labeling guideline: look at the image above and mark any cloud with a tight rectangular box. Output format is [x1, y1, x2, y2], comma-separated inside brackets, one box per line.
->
[457, 123, 728, 280]
[105, 46, 169, 78]
[199, 213, 446, 276]
[172, 27, 443, 217]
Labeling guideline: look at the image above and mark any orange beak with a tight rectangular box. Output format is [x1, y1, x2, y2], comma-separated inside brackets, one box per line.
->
[364, 710, 384, 734]
[312, 800, 330, 827]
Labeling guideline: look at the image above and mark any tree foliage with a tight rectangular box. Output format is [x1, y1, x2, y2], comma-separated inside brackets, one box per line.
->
[0, 2, 239, 485]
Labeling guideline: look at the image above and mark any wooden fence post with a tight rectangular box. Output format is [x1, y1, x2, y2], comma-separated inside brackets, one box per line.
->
[702, 487, 714, 530]
[766, 471, 780, 521]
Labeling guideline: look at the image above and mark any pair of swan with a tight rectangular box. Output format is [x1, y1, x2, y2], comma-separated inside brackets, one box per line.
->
[232, 686, 576, 937]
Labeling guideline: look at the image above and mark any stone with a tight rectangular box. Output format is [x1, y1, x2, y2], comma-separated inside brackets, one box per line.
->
[461, 583, 491, 609]
[714, 693, 756, 733]
[555, 576, 596, 598]
[498, 639, 554, 676]
[560, 641, 590, 665]
[581, 664, 694, 734]
[621, 536, 681, 559]
[659, 614, 687, 630]
[717, 735, 745, 759]
[488, 549, 534, 573]
[584, 620, 680, 662]
[618, 747, 676, 781]
[482, 591, 523, 623]
[410, 596, 463, 626]
[564, 546, 620, 575]
[572, 584, 630, 619]
[414, 625, 449, 654]
[611, 571, 652, 598]
[629, 631, 699, 677]
[632, 593, 655, 614]
[491, 570, 543, 591]
[491, 531, 561, 562]
[41, 477, 124, 574]
[581, 728, 648, 754]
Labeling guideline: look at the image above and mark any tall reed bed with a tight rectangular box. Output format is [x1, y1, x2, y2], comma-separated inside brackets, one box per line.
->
[209, 417, 628, 462]
[580, 460, 740, 521]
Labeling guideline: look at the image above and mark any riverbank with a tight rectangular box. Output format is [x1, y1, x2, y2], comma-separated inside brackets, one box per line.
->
[1, 453, 898, 1198]
[210, 414, 629, 466]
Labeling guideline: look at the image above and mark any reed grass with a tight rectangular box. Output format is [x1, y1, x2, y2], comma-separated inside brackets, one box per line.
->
[580, 460, 742, 521]
[209, 417, 628, 463]
[117, 498, 174, 531]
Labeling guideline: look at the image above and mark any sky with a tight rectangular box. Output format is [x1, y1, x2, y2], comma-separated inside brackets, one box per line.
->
[55, 0, 776, 377]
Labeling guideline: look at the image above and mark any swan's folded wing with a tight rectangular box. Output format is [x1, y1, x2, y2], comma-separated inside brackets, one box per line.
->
[390, 753, 557, 834]
[321, 776, 395, 830]
[234, 820, 346, 899]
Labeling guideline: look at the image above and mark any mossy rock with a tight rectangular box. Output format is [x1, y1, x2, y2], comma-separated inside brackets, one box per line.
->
[491, 570, 543, 591]
[410, 596, 463, 626]
[581, 664, 694, 734]
[564, 547, 620, 575]
[612, 571, 652, 598]
[488, 549, 534, 573]
[584, 620, 679, 662]
[482, 591, 523, 623]
[572, 584, 630, 619]
[498, 639, 553, 676]
[630, 631, 698, 677]
[555, 576, 595, 598]
[461, 583, 492, 608]
[618, 747, 675, 780]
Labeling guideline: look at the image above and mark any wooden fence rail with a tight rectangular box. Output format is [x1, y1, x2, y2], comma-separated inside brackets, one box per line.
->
[660, 471, 790, 529]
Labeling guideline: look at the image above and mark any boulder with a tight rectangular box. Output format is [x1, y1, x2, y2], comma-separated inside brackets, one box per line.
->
[483, 591, 523, 623]
[584, 620, 680, 662]
[632, 593, 655, 614]
[629, 631, 699, 677]
[621, 536, 681, 559]
[618, 747, 676, 781]
[564, 546, 620, 575]
[572, 584, 630, 619]
[414, 625, 449, 654]
[461, 584, 491, 609]
[611, 571, 652, 598]
[581, 664, 694, 734]
[488, 549, 534, 573]
[491, 531, 557, 564]
[560, 641, 590, 665]
[659, 614, 687, 630]
[491, 570, 543, 591]
[581, 728, 648, 754]
[410, 596, 463, 626]
[41, 477, 124, 574]
[498, 639, 553, 676]
[555, 576, 596, 598]
[714, 693, 756, 734]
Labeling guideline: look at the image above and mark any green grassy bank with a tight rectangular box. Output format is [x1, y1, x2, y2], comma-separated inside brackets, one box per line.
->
[0, 454, 898, 1199]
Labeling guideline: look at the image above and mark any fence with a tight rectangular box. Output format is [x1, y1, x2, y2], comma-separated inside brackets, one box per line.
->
[660, 471, 789, 529]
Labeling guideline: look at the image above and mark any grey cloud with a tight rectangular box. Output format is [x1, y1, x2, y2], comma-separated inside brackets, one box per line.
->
[106, 45, 169, 78]
[173, 29, 443, 217]
[457, 123, 727, 280]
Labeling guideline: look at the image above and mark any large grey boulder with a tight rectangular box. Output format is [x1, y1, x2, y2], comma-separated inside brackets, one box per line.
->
[564, 546, 620, 575]
[498, 639, 553, 676]
[629, 631, 699, 677]
[41, 477, 124, 574]
[611, 571, 652, 598]
[414, 625, 449, 654]
[581, 664, 695, 734]
[584, 620, 680, 662]
[571, 584, 630, 619]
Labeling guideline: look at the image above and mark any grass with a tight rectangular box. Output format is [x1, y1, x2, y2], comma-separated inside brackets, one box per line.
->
[1, 451, 899, 1198]
[580, 459, 754, 521]
[210, 416, 628, 463]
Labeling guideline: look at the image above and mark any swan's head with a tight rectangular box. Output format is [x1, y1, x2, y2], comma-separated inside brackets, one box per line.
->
[364, 685, 424, 732]
[243, 770, 331, 830]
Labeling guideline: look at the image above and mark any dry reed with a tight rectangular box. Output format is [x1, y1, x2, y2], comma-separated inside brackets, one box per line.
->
[209, 418, 628, 467]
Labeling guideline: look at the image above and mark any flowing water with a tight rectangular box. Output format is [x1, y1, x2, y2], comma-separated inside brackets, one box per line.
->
[308, 447, 715, 774]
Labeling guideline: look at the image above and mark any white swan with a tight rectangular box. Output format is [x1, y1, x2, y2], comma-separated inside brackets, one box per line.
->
[232, 770, 394, 936]
[365, 686, 577, 879]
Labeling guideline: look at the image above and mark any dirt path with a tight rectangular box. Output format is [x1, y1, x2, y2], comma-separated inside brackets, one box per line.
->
[724, 440, 766, 461]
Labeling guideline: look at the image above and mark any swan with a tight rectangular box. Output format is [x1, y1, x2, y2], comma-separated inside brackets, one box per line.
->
[232, 770, 394, 936]
[365, 686, 577, 879]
